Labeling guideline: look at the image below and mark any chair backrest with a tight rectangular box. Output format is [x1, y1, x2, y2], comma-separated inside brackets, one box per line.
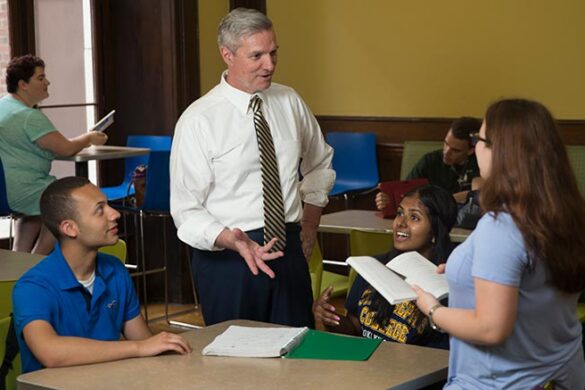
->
[123, 135, 172, 184]
[98, 239, 127, 263]
[0, 282, 15, 319]
[142, 150, 171, 212]
[348, 229, 394, 296]
[566, 145, 585, 197]
[0, 158, 12, 215]
[400, 141, 443, 180]
[326, 132, 379, 195]
[308, 242, 324, 301]
[0, 316, 21, 390]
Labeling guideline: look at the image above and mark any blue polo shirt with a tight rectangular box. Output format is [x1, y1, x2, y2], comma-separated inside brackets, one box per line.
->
[12, 243, 141, 373]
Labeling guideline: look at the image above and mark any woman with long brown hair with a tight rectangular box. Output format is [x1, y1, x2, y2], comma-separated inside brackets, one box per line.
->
[414, 98, 585, 389]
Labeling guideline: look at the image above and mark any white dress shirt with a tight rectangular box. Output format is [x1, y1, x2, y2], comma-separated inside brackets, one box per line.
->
[170, 73, 335, 250]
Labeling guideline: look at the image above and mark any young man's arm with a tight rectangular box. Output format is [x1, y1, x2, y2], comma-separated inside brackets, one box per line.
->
[23, 319, 191, 369]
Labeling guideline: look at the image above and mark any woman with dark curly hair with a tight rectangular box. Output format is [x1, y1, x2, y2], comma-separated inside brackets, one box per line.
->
[313, 184, 457, 349]
[0, 54, 107, 254]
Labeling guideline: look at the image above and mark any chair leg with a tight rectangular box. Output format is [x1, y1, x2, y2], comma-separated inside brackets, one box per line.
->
[162, 218, 169, 323]
[185, 245, 199, 308]
[8, 215, 13, 250]
[139, 210, 149, 323]
[167, 243, 201, 329]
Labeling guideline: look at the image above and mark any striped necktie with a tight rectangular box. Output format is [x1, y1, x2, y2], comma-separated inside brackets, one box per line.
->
[250, 95, 286, 252]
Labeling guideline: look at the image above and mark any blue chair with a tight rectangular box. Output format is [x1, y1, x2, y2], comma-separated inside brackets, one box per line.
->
[0, 157, 15, 248]
[101, 135, 172, 201]
[326, 132, 379, 199]
[117, 151, 198, 326]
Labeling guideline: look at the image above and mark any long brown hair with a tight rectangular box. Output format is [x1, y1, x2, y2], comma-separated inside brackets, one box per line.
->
[480, 98, 585, 293]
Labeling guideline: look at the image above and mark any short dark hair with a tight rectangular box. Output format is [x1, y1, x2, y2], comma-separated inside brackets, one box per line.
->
[40, 177, 91, 240]
[5, 54, 45, 93]
[450, 116, 482, 146]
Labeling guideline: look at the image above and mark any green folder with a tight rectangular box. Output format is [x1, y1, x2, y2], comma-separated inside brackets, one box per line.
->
[285, 329, 381, 361]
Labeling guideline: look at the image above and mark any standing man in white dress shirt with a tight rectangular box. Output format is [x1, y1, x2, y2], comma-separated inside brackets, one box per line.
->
[170, 8, 335, 327]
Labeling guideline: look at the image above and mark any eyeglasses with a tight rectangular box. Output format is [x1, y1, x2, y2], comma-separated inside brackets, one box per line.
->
[470, 132, 491, 147]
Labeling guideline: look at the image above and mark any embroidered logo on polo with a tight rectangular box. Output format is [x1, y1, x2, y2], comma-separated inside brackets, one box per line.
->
[106, 300, 117, 309]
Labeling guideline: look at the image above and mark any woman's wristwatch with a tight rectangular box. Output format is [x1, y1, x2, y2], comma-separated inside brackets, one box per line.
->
[427, 303, 445, 333]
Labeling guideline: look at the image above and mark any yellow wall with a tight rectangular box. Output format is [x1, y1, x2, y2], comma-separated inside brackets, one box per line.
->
[198, 0, 229, 94]
[268, 0, 585, 119]
[197, 1, 584, 119]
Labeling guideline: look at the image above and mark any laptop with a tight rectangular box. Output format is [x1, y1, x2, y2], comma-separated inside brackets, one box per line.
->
[377, 178, 429, 219]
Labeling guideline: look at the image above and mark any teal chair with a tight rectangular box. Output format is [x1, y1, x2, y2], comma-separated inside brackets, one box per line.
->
[400, 141, 443, 180]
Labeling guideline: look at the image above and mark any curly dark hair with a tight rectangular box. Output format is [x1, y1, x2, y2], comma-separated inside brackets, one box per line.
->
[5, 54, 45, 93]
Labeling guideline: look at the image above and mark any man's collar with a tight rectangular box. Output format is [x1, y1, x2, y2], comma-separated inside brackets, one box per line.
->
[51, 243, 114, 290]
[219, 71, 268, 115]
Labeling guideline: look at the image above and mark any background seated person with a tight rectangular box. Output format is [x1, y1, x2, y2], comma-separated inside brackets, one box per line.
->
[0, 55, 107, 254]
[12, 177, 191, 373]
[376, 117, 481, 209]
[314, 185, 457, 349]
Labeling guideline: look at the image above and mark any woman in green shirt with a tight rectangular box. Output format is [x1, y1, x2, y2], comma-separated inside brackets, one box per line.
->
[0, 55, 107, 254]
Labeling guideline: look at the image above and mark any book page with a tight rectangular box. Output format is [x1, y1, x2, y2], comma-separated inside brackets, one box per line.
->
[202, 326, 308, 358]
[347, 256, 417, 304]
[387, 251, 448, 300]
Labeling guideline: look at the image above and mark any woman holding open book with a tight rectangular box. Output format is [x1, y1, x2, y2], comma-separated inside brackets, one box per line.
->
[414, 99, 585, 389]
[313, 184, 457, 349]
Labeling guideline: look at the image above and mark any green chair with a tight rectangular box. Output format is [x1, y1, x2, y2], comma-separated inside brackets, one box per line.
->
[400, 141, 443, 180]
[320, 271, 350, 298]
[98, 239, 127, 263]
[0, 316, 20, 390]
[308, 243, 324, 301]
[566, 145, 585, 196]
[577, 303, 585, 323]
[348, 230, 393, 294]
[0, 282, 15, 320]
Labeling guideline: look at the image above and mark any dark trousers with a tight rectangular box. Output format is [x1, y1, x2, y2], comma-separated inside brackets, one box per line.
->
[191, 224, 315, 328]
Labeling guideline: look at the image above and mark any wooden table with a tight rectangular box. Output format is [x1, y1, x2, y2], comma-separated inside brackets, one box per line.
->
[56, 145, 150, 177]
[17, 319, 449, 390]
[320, 209, 472, 243]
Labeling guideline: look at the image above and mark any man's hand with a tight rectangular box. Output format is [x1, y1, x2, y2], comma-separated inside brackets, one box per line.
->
[300, 221, 318, 261]
[375, 191, 390, 211]
[301, 204, 323, 261]
[216, 228, 283, 278]
[136, 331, 192, 357]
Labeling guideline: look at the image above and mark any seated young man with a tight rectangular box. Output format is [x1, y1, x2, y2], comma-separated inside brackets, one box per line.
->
[376, 117, 482, 209]
[12, 177, 191, 373]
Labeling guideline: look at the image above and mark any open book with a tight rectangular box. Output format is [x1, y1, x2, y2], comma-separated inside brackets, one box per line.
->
[347, 252, 448, 305]
[90, 109, 115, 132]
[202, 326, 308, 358]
